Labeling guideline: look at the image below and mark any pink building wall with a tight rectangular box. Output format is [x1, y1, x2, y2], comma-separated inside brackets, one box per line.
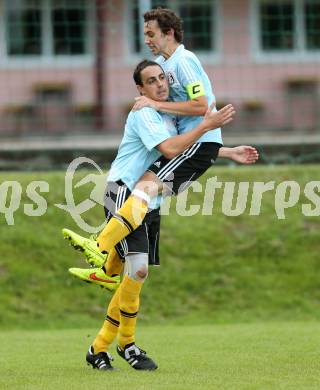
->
[103, 0, 320, 132]
[0, 69, 94, 106]
[0, 0, 319, 134]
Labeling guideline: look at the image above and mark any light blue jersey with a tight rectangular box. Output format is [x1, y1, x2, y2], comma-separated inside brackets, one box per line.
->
[108, 107, 177, 208]
[156, 44, 223, 144]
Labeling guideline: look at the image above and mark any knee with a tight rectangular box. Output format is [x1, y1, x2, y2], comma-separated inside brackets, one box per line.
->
[134, 172, 162, 197]
[135, 265, 148, 281]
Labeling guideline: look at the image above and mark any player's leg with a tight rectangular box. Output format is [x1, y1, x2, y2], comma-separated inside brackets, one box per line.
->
[96, 143, 218, 253]
[67, 181, 132, 282]
[116, 209, 160, 370]
[92, 286, 121, 352]
[86, 278, 122, 370]
[62, 228, 106, 267]
[116, 253, 157, 370]
[103, 247, 124, 276]
[118, 253, 147, 348]
[67, 143, 250, 261]
[68, 181, 146, 289]
[150, 142, 222, 195]
[68, 247, 121, 290]
[97, 171, 163, 253]
[62, 226, 124, 272]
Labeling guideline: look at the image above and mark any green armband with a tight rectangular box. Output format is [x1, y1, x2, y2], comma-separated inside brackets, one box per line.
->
[186, 81, 205, 99]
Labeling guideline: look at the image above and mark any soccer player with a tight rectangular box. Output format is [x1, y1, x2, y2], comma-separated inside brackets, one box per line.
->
[78, 60, 236, 371]
[64, 7, 258, 284]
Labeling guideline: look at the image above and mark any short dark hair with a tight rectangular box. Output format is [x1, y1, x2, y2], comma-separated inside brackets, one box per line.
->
[144, 8, 183, 43]
[133, 59, 163, 86]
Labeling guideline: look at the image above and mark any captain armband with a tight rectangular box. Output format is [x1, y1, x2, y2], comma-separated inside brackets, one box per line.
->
[186, 81, 205, 99]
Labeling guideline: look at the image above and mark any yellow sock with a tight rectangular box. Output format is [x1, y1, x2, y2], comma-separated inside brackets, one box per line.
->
[93, 285, 121, 353]
[103, 247, 124, 277]
[118, 275, 143, 348]
[97, 196, 148, 253]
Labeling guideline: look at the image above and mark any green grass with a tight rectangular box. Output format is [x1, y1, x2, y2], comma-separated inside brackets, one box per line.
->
[0, 165, 320, 328]
[1, 323, 320, 390]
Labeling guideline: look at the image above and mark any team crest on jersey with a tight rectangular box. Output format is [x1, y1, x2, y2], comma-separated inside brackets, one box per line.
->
[166, 71, 176, 85]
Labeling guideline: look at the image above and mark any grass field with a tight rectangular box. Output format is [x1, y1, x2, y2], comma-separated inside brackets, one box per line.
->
[0, 165, 320, 388]
[0, 165, 320, 328]
[1, 322, 319, 390]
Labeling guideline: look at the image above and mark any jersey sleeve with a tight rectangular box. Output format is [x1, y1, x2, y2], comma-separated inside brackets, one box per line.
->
[134, 108, 171, 151]
[177, 56, 206, 100]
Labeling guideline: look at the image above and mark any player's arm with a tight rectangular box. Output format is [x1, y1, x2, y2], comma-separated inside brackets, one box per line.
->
[157, 104, 235, 159]
[155, 80, 209, 116]
[133, 78, 209, 116]
[133, 94, 208, 116]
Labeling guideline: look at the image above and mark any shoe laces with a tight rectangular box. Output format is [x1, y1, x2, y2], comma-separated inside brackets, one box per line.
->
[137, 346, 146, 355]
[124, 344, 146, 360]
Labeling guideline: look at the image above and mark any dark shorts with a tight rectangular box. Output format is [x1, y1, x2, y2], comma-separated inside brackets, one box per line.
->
[148, 142, 222, 195]
[104, 181, 160, 265]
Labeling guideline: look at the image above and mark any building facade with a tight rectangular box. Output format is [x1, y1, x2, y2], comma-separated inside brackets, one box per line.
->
[0, 0, 319, 136]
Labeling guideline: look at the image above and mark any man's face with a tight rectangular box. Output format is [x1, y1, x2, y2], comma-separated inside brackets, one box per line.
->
[138, 65, 169, 101]
[144, 20, 169, 56]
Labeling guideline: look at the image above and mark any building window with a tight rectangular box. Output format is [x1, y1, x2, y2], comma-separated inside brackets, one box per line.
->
[6, 0, 42, 55]
[305, 0, 320, 49]
[180, 2, 214, 51]
[132, 1, 141, 53]
[52, 0, 87, 55]
[258, 0, 320, 52]
[5, 0, 91, 57]
[260, 2, 294, 50]
[130, 0, 216, 54]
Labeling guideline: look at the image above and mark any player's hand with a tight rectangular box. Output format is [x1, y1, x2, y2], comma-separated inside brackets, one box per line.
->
[226, 146, 259, 164]
[203, 103, 236, 129]
[132, 96, 158, 111]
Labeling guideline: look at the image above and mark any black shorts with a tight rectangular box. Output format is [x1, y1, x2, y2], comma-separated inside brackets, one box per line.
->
[148, 142, 222, 195]
[103, 181, 160, 265]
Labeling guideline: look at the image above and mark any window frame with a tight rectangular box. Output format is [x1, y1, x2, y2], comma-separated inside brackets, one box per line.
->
[251, 0, 320, 62]
[124, 0, 222, 65]
[0, 0, 95, 68]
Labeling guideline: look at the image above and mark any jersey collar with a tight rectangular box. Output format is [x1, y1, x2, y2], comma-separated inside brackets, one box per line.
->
[161, 44, 184, 63]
